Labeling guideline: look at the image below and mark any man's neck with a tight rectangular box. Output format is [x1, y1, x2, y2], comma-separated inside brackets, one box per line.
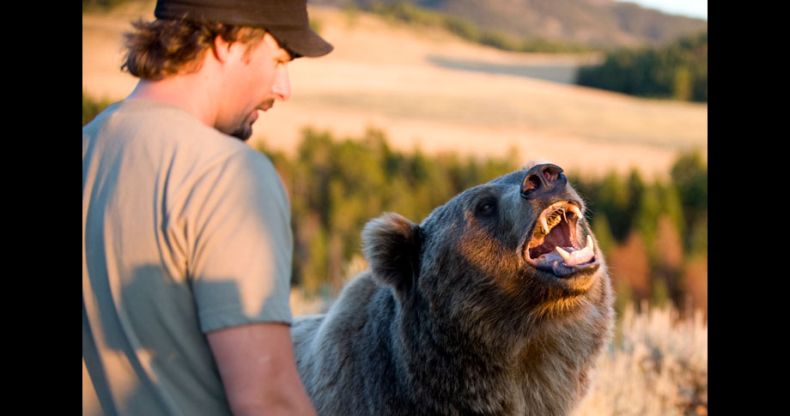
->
[127, 69, 220, 128]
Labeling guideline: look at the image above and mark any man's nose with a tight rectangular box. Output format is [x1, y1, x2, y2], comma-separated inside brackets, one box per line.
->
[520, 163, 567, 200]
[272, 65, 291, 101]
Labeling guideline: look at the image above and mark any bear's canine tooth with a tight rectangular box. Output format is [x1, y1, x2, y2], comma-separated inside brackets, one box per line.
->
[555, 246, 571, 261]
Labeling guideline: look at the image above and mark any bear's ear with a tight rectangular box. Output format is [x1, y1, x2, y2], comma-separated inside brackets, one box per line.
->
[362, 212, 422, 294]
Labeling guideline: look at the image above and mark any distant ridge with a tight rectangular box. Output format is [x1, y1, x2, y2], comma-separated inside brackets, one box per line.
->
[312, 0, 707, 48]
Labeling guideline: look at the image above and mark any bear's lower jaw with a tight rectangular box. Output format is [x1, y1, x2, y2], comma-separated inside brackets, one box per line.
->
[532, 266, 602, 304]
[530, 256, 599, 279]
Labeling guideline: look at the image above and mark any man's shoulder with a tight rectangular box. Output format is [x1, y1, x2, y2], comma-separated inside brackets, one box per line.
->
[87, 99, 261, 159]
[83, 99, 278, 188]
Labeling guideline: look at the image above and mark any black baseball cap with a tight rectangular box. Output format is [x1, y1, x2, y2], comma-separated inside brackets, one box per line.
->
[154, 0, 333, 58]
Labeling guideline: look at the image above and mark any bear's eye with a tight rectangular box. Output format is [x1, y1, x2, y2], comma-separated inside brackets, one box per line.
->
[475, 198, 498, 217]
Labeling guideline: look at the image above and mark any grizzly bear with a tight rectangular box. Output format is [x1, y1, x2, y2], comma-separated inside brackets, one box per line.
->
[291, 163, 614, 416]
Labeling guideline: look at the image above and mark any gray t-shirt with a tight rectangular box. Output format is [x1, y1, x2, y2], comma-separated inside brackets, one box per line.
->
[82, 99, 293, 415]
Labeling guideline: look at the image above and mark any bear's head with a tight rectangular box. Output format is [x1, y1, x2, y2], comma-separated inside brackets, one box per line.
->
[362, 163, 612, 346]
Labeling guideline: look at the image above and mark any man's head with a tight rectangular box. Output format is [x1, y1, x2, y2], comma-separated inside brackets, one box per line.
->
[122, 0, 332, 141]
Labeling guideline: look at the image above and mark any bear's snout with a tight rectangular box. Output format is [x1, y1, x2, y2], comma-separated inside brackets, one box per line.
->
[521, 163, 567, 200]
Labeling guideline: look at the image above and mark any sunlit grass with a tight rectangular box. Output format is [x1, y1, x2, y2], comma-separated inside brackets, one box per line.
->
[574, 303, 707, 416]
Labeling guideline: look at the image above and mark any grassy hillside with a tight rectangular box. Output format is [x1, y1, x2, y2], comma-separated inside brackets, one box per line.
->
[83, 4, 706, 180]
[316, 0, 707, 49]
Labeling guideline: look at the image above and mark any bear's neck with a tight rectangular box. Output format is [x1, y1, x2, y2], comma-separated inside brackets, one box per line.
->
[510, 301, 612, 415]
[389, 290, 610, 416]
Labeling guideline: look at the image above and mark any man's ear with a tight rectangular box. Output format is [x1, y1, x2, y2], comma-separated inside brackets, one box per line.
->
[212, 35, 233, 63]
[362, 213, 422, 295]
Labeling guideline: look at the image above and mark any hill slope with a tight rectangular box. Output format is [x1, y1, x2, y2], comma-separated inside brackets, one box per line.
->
[313, 0, 707, 48]
[82, 4, 707, 179]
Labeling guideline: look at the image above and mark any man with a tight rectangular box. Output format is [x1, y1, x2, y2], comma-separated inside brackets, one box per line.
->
[82, 1, 332, 414]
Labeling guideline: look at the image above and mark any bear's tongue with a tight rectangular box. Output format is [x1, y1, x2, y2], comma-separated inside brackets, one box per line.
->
[533, 236, 595, 267]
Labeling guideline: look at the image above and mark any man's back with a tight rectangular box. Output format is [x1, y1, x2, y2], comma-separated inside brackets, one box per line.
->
[82, 99, 293, 415]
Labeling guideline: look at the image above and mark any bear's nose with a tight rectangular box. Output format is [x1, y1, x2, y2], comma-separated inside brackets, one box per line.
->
[521, 163, 567, 199]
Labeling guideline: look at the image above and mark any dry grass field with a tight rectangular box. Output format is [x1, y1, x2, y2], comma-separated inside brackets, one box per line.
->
[83, 1, 707, 180]
[573, 304, 707, 415]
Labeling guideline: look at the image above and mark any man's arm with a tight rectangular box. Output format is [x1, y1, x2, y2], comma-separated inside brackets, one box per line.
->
[206, 323, 317, 416]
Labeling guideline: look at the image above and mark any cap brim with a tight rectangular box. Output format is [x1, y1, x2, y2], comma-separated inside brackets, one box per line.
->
[270, 27, 333, 58]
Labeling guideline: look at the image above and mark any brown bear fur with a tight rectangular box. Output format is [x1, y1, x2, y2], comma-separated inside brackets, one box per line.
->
[292, 166, 614, 415]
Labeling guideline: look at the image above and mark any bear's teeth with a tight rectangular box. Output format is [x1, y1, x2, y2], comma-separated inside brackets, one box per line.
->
[554, 236, 595, 266]
[540, 217, 550, 235]
[569, 205, 582, 219]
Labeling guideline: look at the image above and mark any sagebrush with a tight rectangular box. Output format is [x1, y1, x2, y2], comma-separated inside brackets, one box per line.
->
[573, 303, 707, 416]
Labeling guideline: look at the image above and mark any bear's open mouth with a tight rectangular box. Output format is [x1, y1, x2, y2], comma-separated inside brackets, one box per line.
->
[524, 201, 597, 278]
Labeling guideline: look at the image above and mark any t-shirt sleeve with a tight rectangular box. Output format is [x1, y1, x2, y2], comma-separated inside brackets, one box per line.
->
[181, 149, 293, 333]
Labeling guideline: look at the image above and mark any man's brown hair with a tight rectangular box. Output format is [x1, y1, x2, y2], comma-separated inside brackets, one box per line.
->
[122, 18, 267, 80]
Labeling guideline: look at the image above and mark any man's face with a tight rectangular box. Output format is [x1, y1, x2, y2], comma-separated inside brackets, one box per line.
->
[219, 33, 292, 141]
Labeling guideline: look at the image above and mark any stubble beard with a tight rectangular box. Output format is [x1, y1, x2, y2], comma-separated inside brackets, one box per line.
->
[230, 122, 253, 141]
[229, 111, 257, 142]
